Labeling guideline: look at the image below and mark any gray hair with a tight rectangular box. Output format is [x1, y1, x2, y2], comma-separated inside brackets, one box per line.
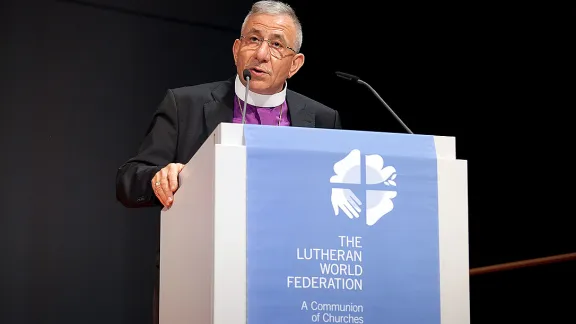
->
[241, 0, 303, 53]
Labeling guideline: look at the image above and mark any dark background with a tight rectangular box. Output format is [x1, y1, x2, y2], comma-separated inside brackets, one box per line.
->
[1, 0, 573, 323]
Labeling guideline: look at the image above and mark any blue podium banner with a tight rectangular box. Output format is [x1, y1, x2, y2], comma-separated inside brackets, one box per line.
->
[244, 125, 440, 324]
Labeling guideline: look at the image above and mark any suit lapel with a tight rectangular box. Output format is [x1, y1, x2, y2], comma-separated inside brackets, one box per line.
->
[287, 90, 315, 128]
[204, 79, 235, 134]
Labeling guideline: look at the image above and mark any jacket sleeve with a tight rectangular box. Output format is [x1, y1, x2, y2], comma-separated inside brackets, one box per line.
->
[115, 90, 179, 208]
[334, 110, 342, 129]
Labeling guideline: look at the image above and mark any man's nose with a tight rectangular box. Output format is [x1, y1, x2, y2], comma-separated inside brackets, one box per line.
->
[255, 41, 271, 62]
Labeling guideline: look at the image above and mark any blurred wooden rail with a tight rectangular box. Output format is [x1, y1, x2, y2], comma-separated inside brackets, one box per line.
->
[469, 252, 576, 276]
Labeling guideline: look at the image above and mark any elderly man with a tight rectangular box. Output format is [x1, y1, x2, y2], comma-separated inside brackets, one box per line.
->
[115, 1, 341, 322]
[116, 0, 341, 209]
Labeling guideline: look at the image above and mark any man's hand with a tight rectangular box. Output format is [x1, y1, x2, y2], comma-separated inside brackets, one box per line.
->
[151, 163, 185, 208]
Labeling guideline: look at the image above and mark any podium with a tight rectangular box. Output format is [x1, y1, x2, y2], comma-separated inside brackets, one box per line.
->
[159, 123, 469, 324]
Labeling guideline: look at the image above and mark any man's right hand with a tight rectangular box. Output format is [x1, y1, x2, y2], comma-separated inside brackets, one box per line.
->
[151, 163, 185, 208]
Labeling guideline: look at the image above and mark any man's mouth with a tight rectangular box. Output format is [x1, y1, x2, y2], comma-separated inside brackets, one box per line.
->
[249, 67, 268, 76]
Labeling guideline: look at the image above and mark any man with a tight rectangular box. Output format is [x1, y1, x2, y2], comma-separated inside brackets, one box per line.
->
[116, 0, 341, 210]
[115, 0, 341, 322]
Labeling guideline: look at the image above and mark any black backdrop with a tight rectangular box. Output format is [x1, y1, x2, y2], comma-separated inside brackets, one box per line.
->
[1, 0, 574, 323]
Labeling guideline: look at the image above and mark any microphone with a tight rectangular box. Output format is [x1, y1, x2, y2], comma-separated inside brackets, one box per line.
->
[241, 69, 251, 124]
[335, 71, 413, 134]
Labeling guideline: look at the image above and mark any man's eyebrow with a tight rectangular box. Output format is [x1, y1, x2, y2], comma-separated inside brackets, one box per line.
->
[245, 28, 288, 44]
[245, 28, 262, 35]
[268, 33, 288, 44]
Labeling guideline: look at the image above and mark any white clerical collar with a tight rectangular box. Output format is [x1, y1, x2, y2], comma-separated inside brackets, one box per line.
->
[234, 74, 287, 107]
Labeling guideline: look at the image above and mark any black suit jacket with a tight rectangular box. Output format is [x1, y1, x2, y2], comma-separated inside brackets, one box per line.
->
[116, 76, 342, 208]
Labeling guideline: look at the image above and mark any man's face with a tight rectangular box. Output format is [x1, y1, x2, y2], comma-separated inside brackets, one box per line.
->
[233, 13, 305, 95]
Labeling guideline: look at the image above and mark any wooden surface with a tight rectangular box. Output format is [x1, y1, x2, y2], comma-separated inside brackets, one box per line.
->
[470, 252, 576, 276]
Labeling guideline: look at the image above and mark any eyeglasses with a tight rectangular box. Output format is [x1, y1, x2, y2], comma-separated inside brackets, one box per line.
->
[239, 35, 297, 58]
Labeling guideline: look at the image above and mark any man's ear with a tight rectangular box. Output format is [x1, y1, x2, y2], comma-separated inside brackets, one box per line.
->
[232, 39, 241, 66]
[288, 53, 305, 79]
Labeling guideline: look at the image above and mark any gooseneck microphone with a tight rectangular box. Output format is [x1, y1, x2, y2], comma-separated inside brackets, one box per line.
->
[242, 69, 251, 124]
[335, 71, 413, 134]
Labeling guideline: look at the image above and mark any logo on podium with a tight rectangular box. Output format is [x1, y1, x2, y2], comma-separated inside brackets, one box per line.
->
[330, 149, 398, 226]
